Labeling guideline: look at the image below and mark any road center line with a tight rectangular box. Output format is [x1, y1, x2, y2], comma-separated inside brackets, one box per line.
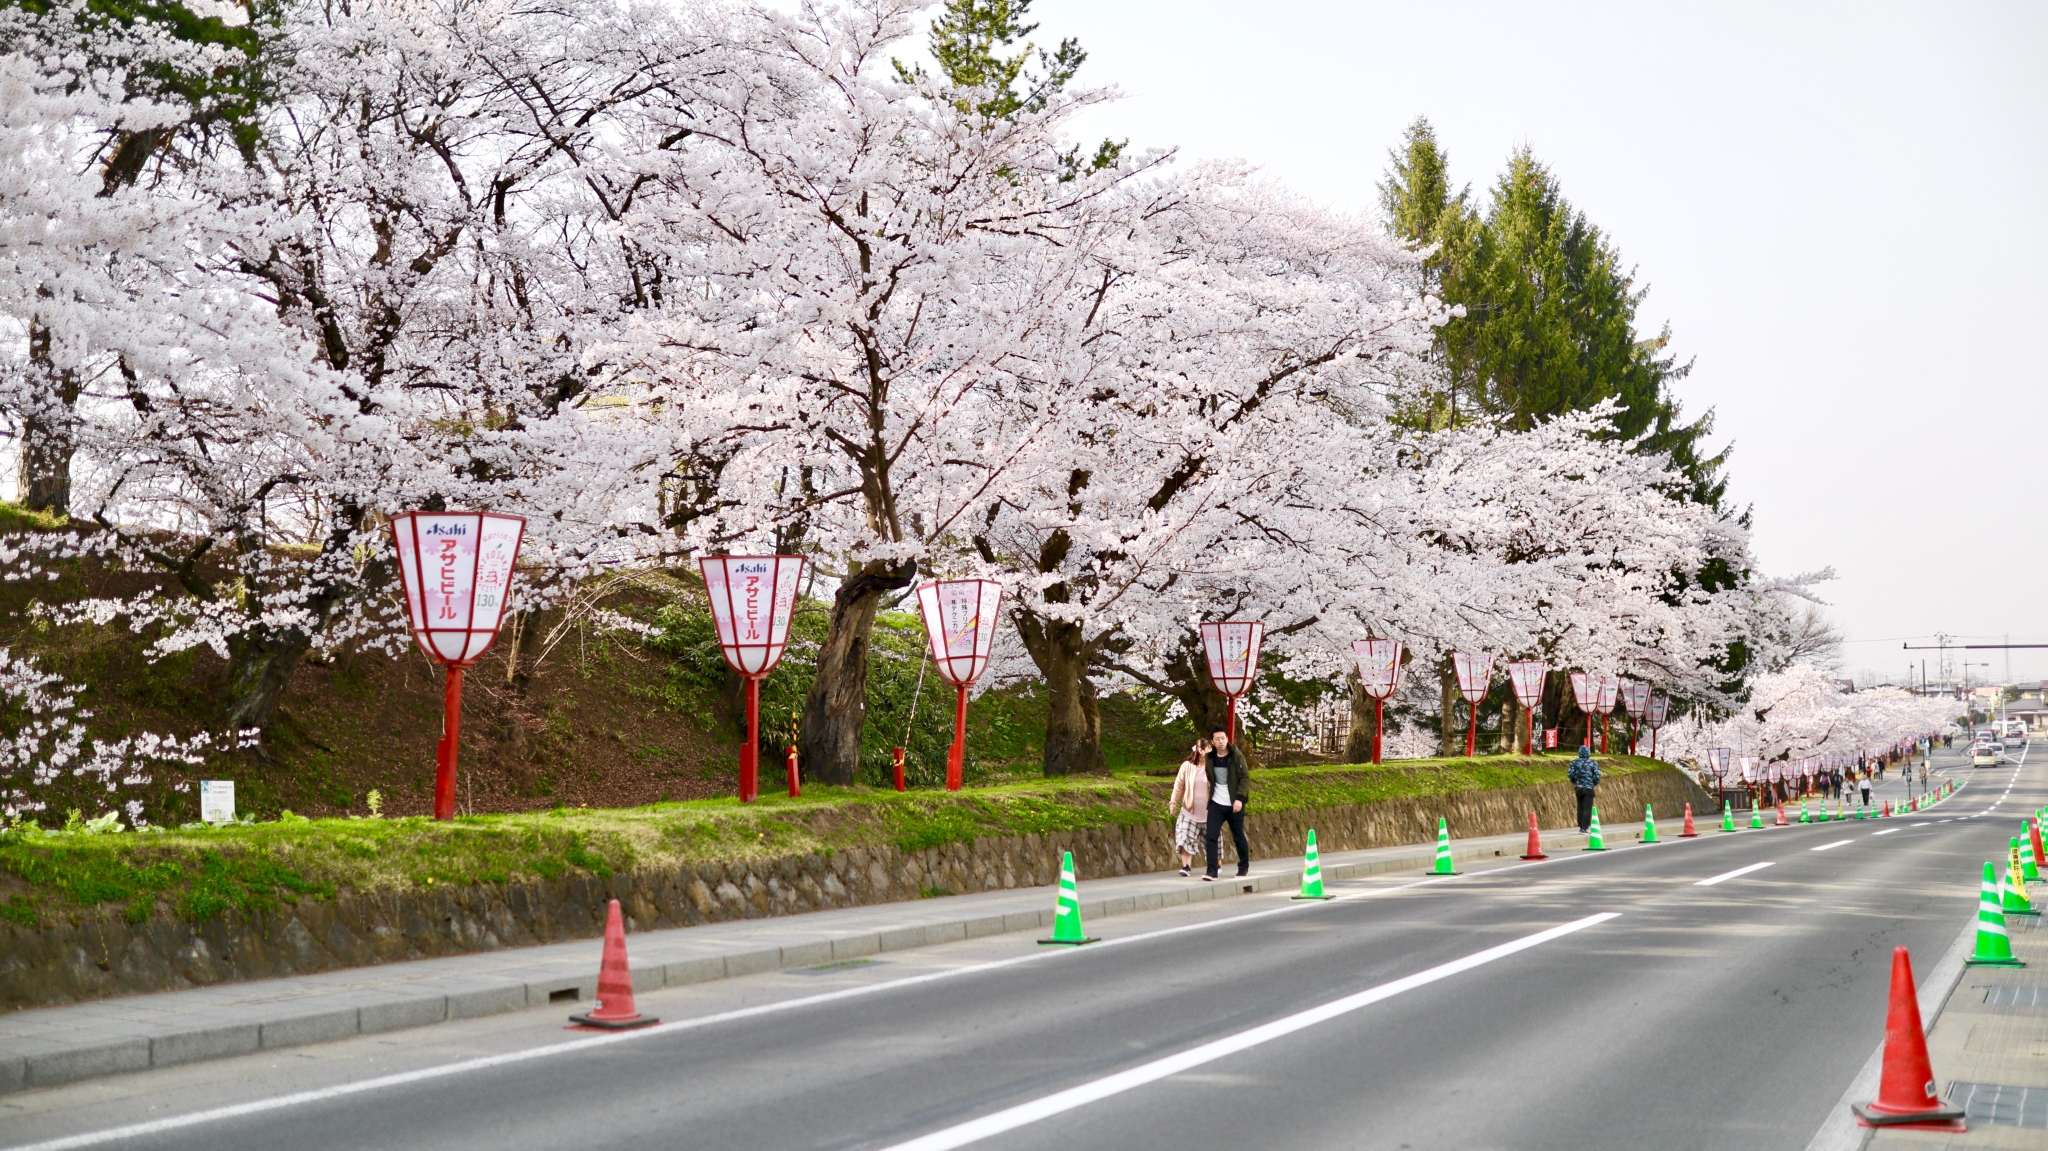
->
[1811, 840, 1854, 852]
[1696, 861, 1775, 886]
[871, 913, 1621, 1151]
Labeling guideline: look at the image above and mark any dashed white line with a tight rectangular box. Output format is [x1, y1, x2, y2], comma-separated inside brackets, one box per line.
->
[1811, 840, 1855, 852]
[1870, 829, 1900, 837]
[1696, 861, 1776, 886]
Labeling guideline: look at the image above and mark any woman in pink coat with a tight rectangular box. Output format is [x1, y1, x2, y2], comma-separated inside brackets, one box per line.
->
[1167, 743, 1210, 877]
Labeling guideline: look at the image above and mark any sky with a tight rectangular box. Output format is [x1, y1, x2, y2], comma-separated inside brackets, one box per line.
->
[1004, 0, 2048, 685]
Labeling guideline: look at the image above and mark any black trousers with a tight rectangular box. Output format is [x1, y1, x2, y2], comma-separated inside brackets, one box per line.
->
[1575, 789, 1596, 833]
[1204, 800, 1249, 876]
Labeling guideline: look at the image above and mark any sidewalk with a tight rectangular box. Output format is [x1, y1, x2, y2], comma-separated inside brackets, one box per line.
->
[0, 817, 1601, 1095]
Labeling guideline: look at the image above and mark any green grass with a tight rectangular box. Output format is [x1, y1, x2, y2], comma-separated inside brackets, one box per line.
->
[0, 753, 1674, 926]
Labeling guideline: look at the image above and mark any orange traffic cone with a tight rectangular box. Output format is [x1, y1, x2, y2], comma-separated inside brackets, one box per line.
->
[1775, 802, 1789, 827]
[1520, 811, 1548, 860]
[569, 899, 659, 1031]
[1679, 803, 1698, 838]
[1850, 947, 1965, 1131]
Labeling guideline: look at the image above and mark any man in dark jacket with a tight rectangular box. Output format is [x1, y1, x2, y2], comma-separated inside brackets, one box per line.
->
[1567, 744, 1601, 833]
[1203, 726, 1252, 880]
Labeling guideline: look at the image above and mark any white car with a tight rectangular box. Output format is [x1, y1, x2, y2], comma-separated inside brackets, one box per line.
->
[1973, 745, 2003, 767]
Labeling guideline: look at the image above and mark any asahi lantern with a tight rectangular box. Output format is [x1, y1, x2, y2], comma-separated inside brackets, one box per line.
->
[1200, 621, 1265, 742]
[1621, 682, 1650, 754]
[1506, 660, 1546, 756]
[1353, 639, 1404, 764]
[1596, 675, 1621, 754]
[1568, 672, 1598, 752]
[1451, 651, 1495, 757]
[389, 510, 527, 820]
[699, 554, 806, 803]
[915, 578, 1003, 792]
[1646, 691, 1670, 759]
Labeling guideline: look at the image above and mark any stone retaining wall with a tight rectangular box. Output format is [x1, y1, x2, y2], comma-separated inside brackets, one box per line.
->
[0, 768, 1709, 1011]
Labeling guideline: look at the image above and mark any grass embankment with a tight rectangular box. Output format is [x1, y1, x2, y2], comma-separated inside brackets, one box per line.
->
[0, 754, 1670, 928]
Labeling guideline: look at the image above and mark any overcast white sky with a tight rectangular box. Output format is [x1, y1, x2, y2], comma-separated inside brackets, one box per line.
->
[1009, 0, 2048, 685]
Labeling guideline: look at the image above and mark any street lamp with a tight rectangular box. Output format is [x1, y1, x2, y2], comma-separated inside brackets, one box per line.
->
[1200, 621, 1265, 743]
[1451, 651, 1495, 757]
[389, 510, 526, 821]
[1506, 660, 1547, 756]
[699, 554, 806, 804]
[914, 578, 1003, 792]
[1353, 639, 1404, 764]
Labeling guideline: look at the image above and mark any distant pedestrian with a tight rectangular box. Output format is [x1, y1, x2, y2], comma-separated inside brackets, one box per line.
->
[1567, 744, 1601, 833]
[1859, 777, 1872, 807]
[1202, 726, 1252, 881]
[1168, 744, 1209, 877]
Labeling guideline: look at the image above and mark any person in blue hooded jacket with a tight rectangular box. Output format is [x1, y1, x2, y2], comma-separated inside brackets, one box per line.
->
[1567, 745, 1601, 833]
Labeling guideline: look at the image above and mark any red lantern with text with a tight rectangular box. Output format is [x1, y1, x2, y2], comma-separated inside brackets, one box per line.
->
[699, 554, 806, 804]
[915, 578, 1003, 792]
[1451, 651, 1495, 757]
[1201, 621, 1265, 743]
[1620, 682, 1650, 754]
[1506, 661, 1546, 756]
[1596, 675, 1621, 754]
[1646, 691, 1670, 759]
[1568, 672, 1598, 751]
[389, 511, 526, 821]
[1353, 639, 1404, 764]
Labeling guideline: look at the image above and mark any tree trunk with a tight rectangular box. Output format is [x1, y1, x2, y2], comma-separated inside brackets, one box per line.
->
[1437, 658, 1461, 757]
[799, 559, 915, 785]
[222, 625, 314, 736]
[18, 315, 81, 516]
[1343, 668, 1377, 763]
[1013, 612, 1107, 776]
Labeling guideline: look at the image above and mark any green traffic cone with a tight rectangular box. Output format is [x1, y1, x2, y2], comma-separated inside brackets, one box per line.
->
[1293, 829, 1333, 900]
[1584, 807, 1607, 851]
[2022, 823, 2040, 883]
[2005, 842, 2039, 917]
[1641, 804, 1660, 843]
[1037, 851, 1100, 945]
[1431, 817, 1459, 875]
[1720, 805, 1736, 833]
[1969, 862, 2026, 967]
[1748, 804, 1765, 829]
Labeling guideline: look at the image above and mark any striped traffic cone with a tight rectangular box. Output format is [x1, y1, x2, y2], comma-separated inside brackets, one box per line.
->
[1584, 807, 1607, 851]
[1038, 851, 1100, 945]
[2021, 823, 2040, 883]
[568, 899, 659, 1031]
[1293, 830, 1333, 900]
[1968, 862, 2025, 967]
[2030, 818, 2046, 873]
[1680, 803, 1699, 838]
[1642, 804, 1661, 843]
[1721, 804, 1737, 833]
[1775, 801, 1788, 827]
[2004, 842, 2039, 917]
[1750, 803, 1766, 829]
[1431, 817, 1459, 875]
[1519, 811, 1548, 860]
[1799, 800, 1811, 824]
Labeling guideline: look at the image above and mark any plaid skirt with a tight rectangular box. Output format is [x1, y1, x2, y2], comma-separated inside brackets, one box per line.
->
[1173, 811, 1205, 855]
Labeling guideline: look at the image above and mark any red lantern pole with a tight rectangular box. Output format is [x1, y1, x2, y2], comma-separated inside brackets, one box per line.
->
[435, 666, 465, 820]
[740, 677, 761, 804]
[948, 683, 969, 791]
[891, 746, 906, 792]
[786, 743, 800, 798]
[1373, 698, 1385, 764]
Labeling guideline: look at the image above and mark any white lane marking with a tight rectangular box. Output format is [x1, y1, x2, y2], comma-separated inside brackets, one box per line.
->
[1696, 861, 1775, 886]
[1940, 819, 1954, 823]
[1811, 840, 1855, 852]
[872, 913, 1622, 1151]
[1912, 822, 1930, 827]
[1870, 828, 1901, 836]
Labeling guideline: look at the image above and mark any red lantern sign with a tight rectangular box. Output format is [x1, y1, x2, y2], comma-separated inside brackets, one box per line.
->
[1451, 651, 1494, 757]
[915, 578, 1003, 792]
[389, 510, 526, 820]
[1568, 672, 1597, 751]
[1200, 621, 1265, 742]
[1353, 639, 1404, 764]
[1506, 660, 1546, 756]
[1620, 682, 1650, 754]
[1596, 675, 1620, 754]
[699, 554, 806, 803]
[1646, 691, 1670, 759]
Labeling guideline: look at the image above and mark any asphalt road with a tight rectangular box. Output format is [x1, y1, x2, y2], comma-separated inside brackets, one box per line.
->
[4, 742, 2039, 1151]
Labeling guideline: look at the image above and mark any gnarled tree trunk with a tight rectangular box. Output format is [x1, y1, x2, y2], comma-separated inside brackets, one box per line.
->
[1438, 657, 1461, 757]
[18, 315, 80, 516]
[1343, 669, 1377, 763]
[799, 559, 915, 785]
[1014, 612, 1106, 776]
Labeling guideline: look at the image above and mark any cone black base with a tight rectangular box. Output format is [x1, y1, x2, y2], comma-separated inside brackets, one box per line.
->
[1851, 1102, 1967, 1131]
[568, 1012, 660, 1030]
[1965, 955, 2025, 967]
[1290, 894, 1335, 901]
[1037, 936, 1100, 946]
